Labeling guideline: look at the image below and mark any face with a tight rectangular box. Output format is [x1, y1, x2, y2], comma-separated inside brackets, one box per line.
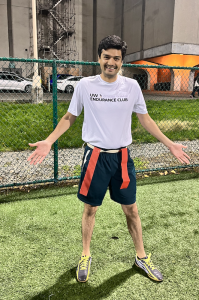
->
[98, 48, 123, 82]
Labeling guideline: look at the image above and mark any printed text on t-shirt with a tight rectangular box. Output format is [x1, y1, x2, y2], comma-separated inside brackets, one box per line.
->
[90, 94, 128, 102]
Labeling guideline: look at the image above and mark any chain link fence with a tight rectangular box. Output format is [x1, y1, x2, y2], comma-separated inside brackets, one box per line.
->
[0, 57, 198, 188]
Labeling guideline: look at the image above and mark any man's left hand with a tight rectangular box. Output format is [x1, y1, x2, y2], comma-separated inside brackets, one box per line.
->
[168, 143, 190, 164]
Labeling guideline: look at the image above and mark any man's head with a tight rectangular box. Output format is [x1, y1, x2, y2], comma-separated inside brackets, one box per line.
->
[98, 35, 127, 61]
[98, 35, 127, 82]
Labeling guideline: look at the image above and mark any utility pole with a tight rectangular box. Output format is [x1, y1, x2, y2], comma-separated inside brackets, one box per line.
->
[31, 0, 43, 103]
[93, 0, 97, 75]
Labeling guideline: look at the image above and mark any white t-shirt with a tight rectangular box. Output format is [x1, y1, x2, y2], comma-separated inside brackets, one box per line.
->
[195, 78, 199, 87]
[68, 74, 148, 149]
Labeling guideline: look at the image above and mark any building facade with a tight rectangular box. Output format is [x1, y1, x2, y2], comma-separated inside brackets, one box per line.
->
[0, 0, 199, 90]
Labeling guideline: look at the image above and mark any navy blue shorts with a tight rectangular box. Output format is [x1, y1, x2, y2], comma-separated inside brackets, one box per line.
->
[77, 145, 136, 206]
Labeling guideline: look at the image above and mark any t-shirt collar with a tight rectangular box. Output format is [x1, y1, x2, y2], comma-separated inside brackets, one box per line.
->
[98, 74, 120, 85]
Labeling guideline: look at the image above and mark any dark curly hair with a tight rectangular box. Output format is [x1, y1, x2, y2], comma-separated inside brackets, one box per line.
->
[98, 35, 127, 61]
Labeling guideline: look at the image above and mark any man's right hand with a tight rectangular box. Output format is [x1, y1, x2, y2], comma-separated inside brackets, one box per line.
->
[27, 140, 52, 165]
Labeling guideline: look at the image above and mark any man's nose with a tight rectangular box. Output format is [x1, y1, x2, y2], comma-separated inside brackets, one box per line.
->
[108, 57, 115, 65]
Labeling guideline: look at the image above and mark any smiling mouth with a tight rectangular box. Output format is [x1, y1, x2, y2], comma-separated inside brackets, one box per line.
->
[105, 65, 117, 71]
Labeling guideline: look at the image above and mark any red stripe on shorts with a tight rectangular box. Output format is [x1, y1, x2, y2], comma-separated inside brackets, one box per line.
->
[120, 148, 130, 189]
[79, 147, 101, 196]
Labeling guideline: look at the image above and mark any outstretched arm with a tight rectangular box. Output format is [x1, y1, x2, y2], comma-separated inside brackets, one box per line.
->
[136, 113, 190, 164]
[27, 111, 77, 165]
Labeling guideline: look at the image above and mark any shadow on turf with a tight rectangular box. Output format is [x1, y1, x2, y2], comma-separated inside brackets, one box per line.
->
[29, 264, 152, 300]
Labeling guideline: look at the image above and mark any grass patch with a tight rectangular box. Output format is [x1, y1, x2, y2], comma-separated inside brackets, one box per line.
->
[0, 100, 199, 151]
[131, 99, 199, 143]
[0, 178, 198, 299]
[73, 165, 81, 176]
[133, 157, 149, 170]
[61, 164, 81, 177]
[62, 165, 70, 172]
[0, 102, 83, 151]
[156, 119, 194, 131]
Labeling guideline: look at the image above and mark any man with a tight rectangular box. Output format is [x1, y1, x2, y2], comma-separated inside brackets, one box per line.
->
[28, 35, 190, 283]
[190, 73, 199, 98]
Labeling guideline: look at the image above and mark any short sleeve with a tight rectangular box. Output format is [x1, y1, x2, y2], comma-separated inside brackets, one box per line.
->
[133, 82, 148, 114]
[67, 81, 83, 116]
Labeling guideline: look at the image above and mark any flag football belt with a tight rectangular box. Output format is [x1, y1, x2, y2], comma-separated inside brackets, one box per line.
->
[79, 143, 130, 196]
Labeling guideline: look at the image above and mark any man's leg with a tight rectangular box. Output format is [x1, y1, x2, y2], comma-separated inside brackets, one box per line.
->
[121, 202, 163, 281]
[76, 203, 98, 282]
[121, 202, 146, 258]
[197, 87, 199, 97]
[192, 86, 197, 97]
[82, 203, 98, 256]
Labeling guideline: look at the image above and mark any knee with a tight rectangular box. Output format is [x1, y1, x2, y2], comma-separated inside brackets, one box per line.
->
[84, 204, 98, 217]
[122, 203, 139, 219]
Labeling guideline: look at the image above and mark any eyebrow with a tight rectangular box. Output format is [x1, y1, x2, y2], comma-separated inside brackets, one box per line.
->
[103, 54, 121, 59]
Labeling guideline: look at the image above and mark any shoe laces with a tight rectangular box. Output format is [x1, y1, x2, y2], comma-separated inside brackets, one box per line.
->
[79, 256, 89, 270]
[145, 253, 155, 270]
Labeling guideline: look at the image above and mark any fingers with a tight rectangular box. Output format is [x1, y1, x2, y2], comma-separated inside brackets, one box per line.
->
[183, 152, 190, 160]
[173, 144, 191, 164]
[181, 157, 190, 164]
[181, 146, 190, 164]
[38, 156, 45, 164]
[178, 157, 184, 164]
[29, 143, 38, 147]
[28, 154, 45, 165]
[27, 141, 49, 165]
[177, 154, 190, 164]
[27, 143, 39, 162]
[33, 155, 45, 165]
[28, 154, 39, 165]
[27, 151, 36, 161]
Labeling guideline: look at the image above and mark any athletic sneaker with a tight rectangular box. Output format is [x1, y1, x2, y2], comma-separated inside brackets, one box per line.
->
[134, 253, 163, 282]
[76, 255, 92, 282]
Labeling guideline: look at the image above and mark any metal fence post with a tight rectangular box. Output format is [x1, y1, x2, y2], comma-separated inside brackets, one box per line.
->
[52, 60, 58, 182]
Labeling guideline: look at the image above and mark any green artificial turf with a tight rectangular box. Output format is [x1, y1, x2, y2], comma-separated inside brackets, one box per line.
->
[0, 99, 199, 151]
[0, 177, 198, 300]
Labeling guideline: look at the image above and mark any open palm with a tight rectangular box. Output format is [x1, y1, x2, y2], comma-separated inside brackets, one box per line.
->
[27, 140, 52, 165]
[169, 143, 190, 164]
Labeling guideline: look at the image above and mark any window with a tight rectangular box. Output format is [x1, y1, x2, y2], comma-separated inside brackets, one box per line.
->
[59, 74, 71, 80]
[2, 75, 9, 80]
[69, 77, 82, 81]
[6, 75, 14, 80]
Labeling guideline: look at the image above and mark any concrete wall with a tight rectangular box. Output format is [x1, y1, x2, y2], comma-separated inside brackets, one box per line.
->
[173, 0, 199, 44]
[0, 0, 31, 59]
[124, 0, 175, 62]
[144, 0, 174, 50]
[82, 0, 93, 62]
[123, 0, 142, 55]
[1, 0, 199, 64]
[81, 0, 122, 62]
[97, 0, 122, 55]
[125, 0, 199, 61]
[75, 0, 83, 61]
[172, 0, 199, 55]
[12, 0, 31, 58]
[0, 0, 9, 57]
